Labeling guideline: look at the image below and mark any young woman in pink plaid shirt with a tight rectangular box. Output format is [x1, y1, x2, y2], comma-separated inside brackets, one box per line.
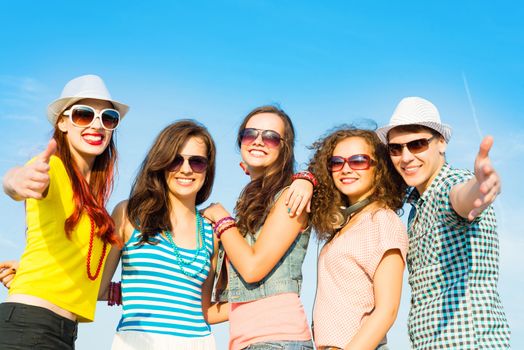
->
[308, 128, 408, 350]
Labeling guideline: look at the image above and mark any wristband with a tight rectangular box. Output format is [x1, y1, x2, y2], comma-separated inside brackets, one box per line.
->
[108, 281, 122, 306]
[292, 171, 318, 187]
[216, 222, 237, 239]
[213, 216, 235, 232]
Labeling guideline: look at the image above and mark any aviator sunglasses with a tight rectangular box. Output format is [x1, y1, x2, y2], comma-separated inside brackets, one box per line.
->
[239, 128, 284, 148]
[63, 105, 120, 131]
[168, 154, 209, 173]
[329, 154, 376, 172]
[388, 136, 436, 156]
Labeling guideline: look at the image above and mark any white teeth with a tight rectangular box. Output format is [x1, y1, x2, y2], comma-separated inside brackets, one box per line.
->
[250, 150, 265, 157]
[83, 135, 102, 141]
[341, 178, 357, 184]
[403, 166, 420, 175]
[176, 178, 193, 184]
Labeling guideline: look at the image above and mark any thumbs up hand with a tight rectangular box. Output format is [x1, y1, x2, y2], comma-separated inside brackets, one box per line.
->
[2, 139, 57, 200]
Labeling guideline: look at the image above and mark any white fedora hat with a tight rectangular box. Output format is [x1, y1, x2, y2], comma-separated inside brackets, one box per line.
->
[47, 74, 129, 125]
[376, 96, 452, 144]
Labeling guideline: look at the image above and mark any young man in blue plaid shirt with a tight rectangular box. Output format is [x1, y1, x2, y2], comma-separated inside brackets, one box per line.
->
[377, 97, 510, 349]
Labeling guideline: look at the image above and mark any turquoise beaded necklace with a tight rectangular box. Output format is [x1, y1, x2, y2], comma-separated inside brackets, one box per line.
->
[164, 210, 209, 278]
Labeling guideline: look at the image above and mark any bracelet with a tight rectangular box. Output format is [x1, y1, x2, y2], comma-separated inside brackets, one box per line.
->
[292, 171, 318, 187]
[216, 222, 237, 239]
[213, 216, 235, 232]
[108, 281, 122, 306]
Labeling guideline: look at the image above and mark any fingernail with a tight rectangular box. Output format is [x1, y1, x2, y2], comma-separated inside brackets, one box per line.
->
[287, 208, 291, 213]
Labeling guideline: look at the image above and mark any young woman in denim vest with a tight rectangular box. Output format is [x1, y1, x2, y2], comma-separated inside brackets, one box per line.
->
[203, 105, 314, 350]
[308, 128, 407, 350]
[0, 75, 128, 349]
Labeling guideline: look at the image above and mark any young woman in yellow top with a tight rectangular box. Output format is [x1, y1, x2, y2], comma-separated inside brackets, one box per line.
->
[0, 74, 128, 349]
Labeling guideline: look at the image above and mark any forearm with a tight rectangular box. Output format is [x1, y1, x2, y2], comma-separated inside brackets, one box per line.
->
[97, 245, 121, 300]
[344, 308, 398, 350]
[450, 179, 482, 219]
[220, 228, 263, 282]
[205, 302, 229, 324]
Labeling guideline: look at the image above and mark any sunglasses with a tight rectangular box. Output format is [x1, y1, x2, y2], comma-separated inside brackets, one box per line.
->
[168, 154, 209, 173]
[329, 154, 376, 172]
[63, 105, 120, 131]
[388, 136, 436, 156]
[239, 128, 284, 148]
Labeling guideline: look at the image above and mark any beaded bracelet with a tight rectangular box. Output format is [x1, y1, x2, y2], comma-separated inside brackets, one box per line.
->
[108, 281, 122, 306]
[292, 171, 318, 187]
[216, 222, 237, 239]
[213, 216, 235, 232]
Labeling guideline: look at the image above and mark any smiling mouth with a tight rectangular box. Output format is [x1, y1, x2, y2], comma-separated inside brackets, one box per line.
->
[176, 178, 195, 184]
[340, 178, 358, 184]
[249, 149, 267, 157]
[402, 165, 421, 175]
[82, 133, 104, 145]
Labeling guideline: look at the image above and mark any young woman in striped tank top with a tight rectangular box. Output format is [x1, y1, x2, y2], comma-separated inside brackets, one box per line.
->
[99, 120, 225, 350]
[308, 128, 408, 350]
[203, 106, 314, 350]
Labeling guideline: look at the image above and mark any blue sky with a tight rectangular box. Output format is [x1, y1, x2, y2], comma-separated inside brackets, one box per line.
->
[1, 1, 523, 348]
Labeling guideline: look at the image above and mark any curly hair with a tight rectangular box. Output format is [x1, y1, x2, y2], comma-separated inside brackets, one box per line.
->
[309, 126, 406, 241]
[127, 120, 216, 245]
[234, 105, 296, 235]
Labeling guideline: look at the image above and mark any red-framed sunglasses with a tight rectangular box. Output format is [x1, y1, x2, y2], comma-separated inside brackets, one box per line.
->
[328, 154, 376, 172]
[167, 154, 209, 173]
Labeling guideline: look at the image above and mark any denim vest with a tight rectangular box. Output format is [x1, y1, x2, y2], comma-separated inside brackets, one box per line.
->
[213, 189, 311, 303]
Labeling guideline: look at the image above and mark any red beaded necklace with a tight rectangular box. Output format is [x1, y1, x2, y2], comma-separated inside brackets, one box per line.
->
[86, 218, 107, 281]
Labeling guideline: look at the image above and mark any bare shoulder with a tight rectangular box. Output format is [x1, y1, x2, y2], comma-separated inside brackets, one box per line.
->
[112, 200, 133, 241]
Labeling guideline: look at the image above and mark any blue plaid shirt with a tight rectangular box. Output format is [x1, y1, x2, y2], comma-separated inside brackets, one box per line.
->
[406, 163, 510, 349]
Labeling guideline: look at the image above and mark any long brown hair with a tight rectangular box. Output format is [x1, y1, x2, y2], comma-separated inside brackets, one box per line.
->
[234, 105, 296, 235]
[127, 120, 216, 245]
[309, 127, 406, 241]
[53, 115, 119, 246]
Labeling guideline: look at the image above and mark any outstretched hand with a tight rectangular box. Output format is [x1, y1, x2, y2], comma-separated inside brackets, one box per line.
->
[470, 136, 500, 220]
[0, 260, 19, 289]
[3, 139, 57, 200]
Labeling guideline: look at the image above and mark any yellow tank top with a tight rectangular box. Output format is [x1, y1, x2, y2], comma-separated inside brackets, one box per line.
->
[9, 155, 110, 322]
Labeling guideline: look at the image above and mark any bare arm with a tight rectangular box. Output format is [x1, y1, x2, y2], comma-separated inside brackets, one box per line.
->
[344, 249, 405, 350]
[450, 136, 501, 221]
[98, 200, 130, 300]
[2, 139, 56, 201]
[202, 233, 229, 324]
[203, 188, 308, 283]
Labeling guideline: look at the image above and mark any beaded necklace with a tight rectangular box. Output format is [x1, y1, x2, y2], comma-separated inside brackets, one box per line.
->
[86, 217, 107, 281]
[164, 210, 209, 278]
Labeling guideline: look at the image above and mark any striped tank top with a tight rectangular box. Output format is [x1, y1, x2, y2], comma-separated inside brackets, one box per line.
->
[116, 219, 213, 338]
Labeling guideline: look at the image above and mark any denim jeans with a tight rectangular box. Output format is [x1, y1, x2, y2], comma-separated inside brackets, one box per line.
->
[243, 340, 314, 349]
[0, 302, 78, 350]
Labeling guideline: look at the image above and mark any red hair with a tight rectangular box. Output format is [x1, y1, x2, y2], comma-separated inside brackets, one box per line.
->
[52, 125, 121, 247]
